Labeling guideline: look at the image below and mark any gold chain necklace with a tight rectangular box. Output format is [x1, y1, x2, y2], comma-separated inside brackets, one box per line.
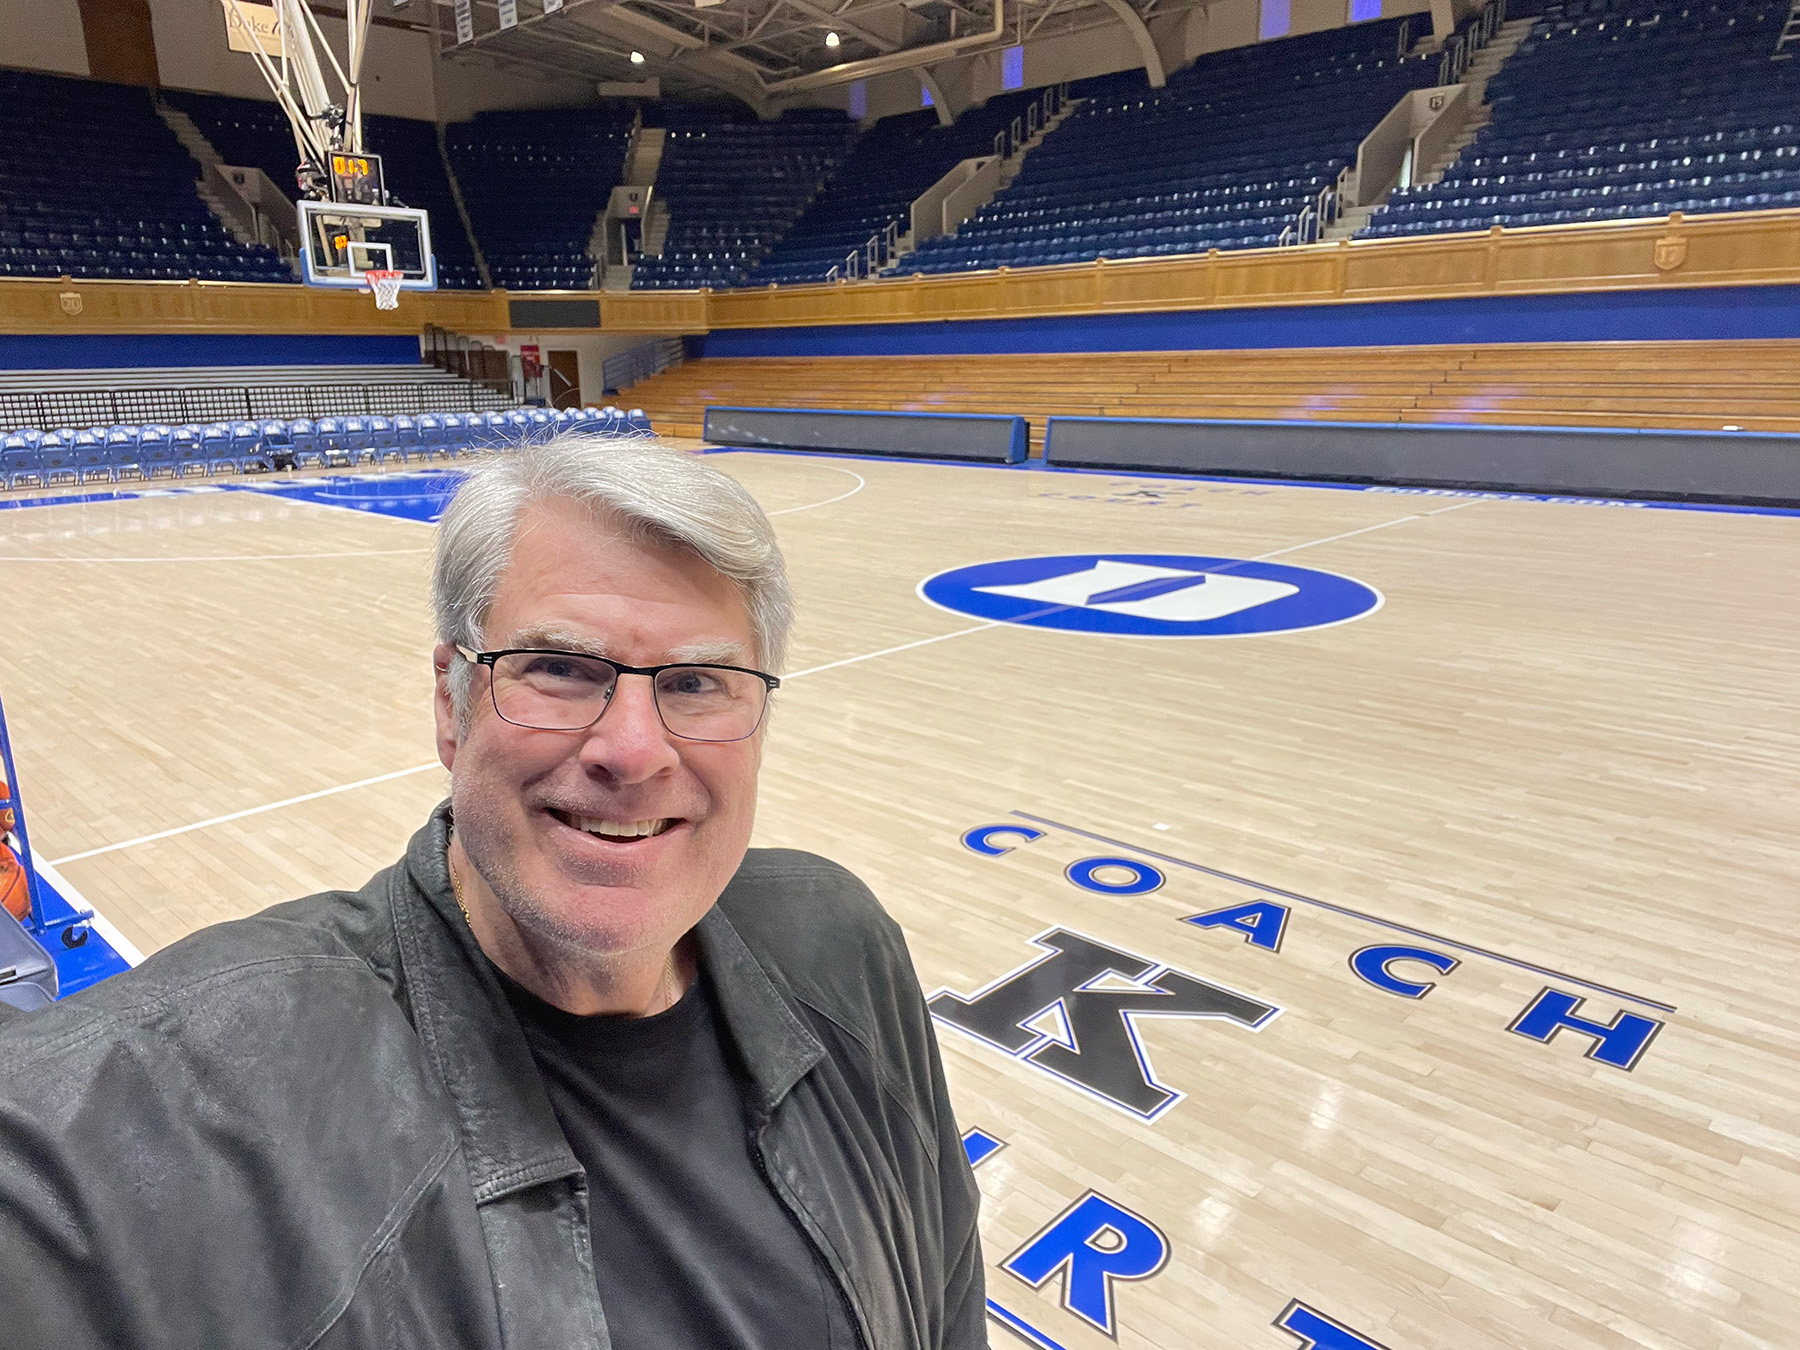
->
[448, 839, 678, 1013]
[447, 837, 474, 926]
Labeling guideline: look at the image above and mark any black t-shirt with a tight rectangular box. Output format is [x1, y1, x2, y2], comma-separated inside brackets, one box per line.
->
[496, 964, 861, 1350]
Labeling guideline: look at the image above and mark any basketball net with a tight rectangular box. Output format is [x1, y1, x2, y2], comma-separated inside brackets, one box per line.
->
[366, 270, 403, 311]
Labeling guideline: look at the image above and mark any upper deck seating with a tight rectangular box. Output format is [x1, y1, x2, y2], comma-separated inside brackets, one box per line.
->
[1364, 0, 1800, 237]
[0, 70, 292, 284]
[901, 20, 1436, 274]
[447, 105, 634, 291]
[738, 93, 1043, 287]
[631, 109, 858, 290]
[365, 114, 484, 290]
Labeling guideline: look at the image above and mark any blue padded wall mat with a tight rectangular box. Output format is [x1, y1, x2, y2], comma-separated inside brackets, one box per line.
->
[696, 284, 1800, 358]
[0, 335, 422, 370]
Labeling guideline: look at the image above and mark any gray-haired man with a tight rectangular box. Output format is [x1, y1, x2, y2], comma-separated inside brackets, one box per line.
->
[0, 439, 986, 1349]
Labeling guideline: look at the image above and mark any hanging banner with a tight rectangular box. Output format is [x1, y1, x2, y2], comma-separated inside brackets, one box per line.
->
[454, 0, 474, 44]
[498, 0, 518, 28]
[220, 0, 286, 57]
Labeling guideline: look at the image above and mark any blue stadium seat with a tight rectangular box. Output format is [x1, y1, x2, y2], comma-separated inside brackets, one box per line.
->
[1, 432, 43, 489]
[474, 410, 510, 450]
[137, 424, 175, 479]
[453, 413, 486, 457]
[447, 104, 635, 291]
[1359, 0, 1800, 241]
[625, 409, 654, 437]
[393, 414, 422, 462]
[287, 418, 325, 470]
[171, 424, 208, 477]
[340, 416, 377, 465]
[39, 431, 78, 486]
[415, 412, 446, 458]
[259, 418, 293, 465]
[526, 408, 557, 444]
[72, 428, 113, 484]
[0, 68, 296, 286]
[231, 421, 271, 472]
[367, 415, 402, 466]
[105, 425, 142, 480]
[200, 423, 236, 475]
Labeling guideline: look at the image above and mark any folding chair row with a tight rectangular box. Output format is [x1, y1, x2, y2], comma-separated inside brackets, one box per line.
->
[1, 405, 656, 489]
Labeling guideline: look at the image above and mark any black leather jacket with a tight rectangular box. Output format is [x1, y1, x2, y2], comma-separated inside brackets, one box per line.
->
[0, 806, 985, 1349]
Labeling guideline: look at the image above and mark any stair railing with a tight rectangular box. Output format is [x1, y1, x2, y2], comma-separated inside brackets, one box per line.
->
[1278, 181, 1339, 247]
[1439, 0, 1507, 84]
[1774, 0, 1800, 56]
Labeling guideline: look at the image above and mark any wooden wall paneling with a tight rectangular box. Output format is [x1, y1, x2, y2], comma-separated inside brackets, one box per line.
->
[7, 211, 1800, 342]
[0, 277, 510, 335]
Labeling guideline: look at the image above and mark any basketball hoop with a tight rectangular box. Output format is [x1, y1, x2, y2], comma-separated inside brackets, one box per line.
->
[365, 269, 403, 310]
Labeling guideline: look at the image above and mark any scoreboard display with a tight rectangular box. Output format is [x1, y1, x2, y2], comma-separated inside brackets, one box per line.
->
[329, 152, 386, 206]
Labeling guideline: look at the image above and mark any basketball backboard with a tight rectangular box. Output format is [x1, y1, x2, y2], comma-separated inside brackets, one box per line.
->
[297, 200, 437, 290]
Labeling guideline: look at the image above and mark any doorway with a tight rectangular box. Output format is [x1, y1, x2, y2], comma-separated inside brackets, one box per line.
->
[547, 350, 581, 409]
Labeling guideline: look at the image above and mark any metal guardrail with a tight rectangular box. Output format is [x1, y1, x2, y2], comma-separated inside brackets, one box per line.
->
[992, 83, 1070, 160]
[1278, 181, 1343, 247]
[602, 337, 685, 394]
[1281, 0, 1508, 247]
[0, 381, 515, 432]
[1439, 0, 1507, 85]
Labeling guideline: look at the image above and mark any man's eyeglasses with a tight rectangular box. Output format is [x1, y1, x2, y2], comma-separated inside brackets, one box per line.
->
[456, 646, 779, 744]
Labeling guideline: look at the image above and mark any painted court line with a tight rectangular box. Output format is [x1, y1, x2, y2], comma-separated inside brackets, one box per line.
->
[1012, 810, 1677, 1013]
[985, 1299, 1072, 1350]
[784, 622, 1003, 680]
[765, 466, 866, 516]
[788, 500, 1478, 680]
[49, 762, 443, 867]
[47, 500, 1471, 864]
[30, 851, 145, 966]
[1251, 499, 1476, 560]
[0, 548, 431, 563]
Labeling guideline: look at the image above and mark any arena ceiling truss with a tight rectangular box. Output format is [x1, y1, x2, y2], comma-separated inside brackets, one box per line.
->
[420, 0, 1201, 110]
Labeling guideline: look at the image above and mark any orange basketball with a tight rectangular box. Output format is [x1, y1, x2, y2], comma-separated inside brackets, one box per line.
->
[0, 852, 28, 923]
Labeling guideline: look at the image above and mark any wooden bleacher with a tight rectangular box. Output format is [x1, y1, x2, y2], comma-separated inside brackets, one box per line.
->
[624, 341, 1800, 443]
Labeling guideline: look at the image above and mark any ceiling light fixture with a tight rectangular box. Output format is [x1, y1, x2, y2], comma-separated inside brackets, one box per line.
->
[630, 50, 646, 64]
[825, 30, 841, 47]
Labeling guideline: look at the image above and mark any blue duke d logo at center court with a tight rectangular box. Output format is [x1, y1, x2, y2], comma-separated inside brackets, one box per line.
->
[917, 553, 1382, 638]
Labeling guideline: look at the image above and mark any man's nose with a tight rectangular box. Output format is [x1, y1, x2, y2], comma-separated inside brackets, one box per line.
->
[578, 674, 681, 781]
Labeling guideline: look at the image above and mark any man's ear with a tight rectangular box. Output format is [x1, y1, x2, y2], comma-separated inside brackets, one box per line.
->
[432, 642, 461, 773]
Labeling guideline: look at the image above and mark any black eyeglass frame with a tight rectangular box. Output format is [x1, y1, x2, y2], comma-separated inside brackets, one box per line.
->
[456, 644, 781, 743]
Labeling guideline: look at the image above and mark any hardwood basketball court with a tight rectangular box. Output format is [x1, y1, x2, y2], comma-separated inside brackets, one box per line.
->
[1, 450, 1793, 1349]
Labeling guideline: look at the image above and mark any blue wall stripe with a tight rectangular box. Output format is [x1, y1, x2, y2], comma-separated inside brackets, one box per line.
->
[696, 284, 1800, 358]
[0, 334, 423, 370]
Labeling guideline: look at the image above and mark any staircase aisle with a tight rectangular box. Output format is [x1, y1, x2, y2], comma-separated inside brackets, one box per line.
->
[1322, 15, 1538, 243]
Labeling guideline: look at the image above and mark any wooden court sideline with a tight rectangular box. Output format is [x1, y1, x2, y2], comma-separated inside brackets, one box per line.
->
[0, 452, 1794, 1349]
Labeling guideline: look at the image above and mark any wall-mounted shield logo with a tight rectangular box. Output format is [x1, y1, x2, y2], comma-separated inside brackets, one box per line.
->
[1653, 236, 1687, 272]
[58, 291, 83, 316]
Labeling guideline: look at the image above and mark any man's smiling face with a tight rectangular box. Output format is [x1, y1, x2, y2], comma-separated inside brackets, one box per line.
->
[434, 494, 764, 963]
